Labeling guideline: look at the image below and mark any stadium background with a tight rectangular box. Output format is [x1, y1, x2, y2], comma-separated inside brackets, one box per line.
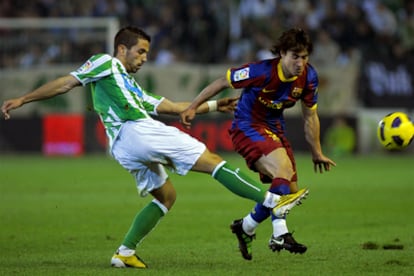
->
[0, 0, 413, 155]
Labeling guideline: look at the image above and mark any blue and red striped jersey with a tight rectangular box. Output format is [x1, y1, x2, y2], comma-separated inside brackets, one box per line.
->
[226, 57, 319, 133]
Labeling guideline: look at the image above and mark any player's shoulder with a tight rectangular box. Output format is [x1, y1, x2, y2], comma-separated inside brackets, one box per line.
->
[306, 62, 318, 74]
[232, 58, 277, 69]
[305, 62, 318, 80]
[87, 53, 113, 63]
[244, 58, 278, 77]
[252, 58, 278, 68]
[74, 54, 115, 77]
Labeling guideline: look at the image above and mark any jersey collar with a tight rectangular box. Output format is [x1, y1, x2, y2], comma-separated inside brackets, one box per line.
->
[277, 61, 298, 82]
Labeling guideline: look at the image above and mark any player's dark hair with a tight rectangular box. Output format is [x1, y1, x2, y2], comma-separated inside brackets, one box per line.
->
[270, 28, 313, 56]
[113, 26, 151, 55]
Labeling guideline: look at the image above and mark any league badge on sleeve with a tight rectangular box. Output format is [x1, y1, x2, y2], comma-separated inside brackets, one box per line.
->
[77, 60, 93, 73]
[233, 68, 250, 82]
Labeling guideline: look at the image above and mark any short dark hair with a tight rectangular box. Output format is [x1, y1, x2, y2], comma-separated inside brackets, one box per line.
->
[113, 26, 151, 55]
[271, 28, 313, 56]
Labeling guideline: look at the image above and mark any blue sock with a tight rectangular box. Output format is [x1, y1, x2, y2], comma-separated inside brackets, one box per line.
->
[270, 184, 290, 195]
[250, 202, 271, 223]
[270, 177, 291, 195]
[269, 179, 291, 220]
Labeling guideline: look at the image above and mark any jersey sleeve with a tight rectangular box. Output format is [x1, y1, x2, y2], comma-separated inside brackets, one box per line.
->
[302, 64, 319, 109]
[226, 62, 268, 89]
[70, 54, 113, 86]
[141, 89, 164, 116]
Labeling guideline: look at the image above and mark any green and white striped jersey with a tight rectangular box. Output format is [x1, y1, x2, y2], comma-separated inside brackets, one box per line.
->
[70, 54, 164, 147]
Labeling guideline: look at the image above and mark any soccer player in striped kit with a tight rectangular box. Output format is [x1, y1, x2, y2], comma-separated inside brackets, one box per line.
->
[181, 28, 336, 260]
[1, 26, 308, 268]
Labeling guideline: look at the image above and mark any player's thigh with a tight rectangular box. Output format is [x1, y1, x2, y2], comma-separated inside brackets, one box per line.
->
[255, 147, 294, 179]
[191, 149, 224, 173]
[152, 123, 208, 175]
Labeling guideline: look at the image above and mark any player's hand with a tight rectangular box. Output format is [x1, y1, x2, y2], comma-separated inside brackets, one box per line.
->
[312, 154, 336, 173]
[1, 98, 23, 120]
[217, 96, 239, 113]
[180, 107, 197, 129]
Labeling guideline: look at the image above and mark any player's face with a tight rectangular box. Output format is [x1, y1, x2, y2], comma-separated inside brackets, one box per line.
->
[280, 50, 309, 78]
[124, 39, 150, 73]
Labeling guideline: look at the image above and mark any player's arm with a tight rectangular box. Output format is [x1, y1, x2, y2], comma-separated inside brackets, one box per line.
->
[180, 76, 231, 129]
[156, 96, 238, 115]
[301, 102, 336, 172]
[1, 75, 81, 120]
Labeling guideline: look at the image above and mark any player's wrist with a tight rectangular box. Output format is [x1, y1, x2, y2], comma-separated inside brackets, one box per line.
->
[207, 100, 217, 112]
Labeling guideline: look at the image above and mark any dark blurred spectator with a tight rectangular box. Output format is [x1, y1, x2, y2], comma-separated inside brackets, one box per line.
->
[364, 1, 398, 38]
[0, 0, 411, 68]
[0, 0, 13, 17]
[305, 0, 327, 32]
[352, 12, 377, 57]
[239, 0, 276, 19]
[311, 29, 340, 66]
[93, 0, 127, 17]
[397, 0, 414, 55]
[19, 45, 43, 68]
[181, 1, 218, 63]
[320, 2, 358, 66]
[323, 116, 356, 157]
[154, 37, 178, 66]
[253, 29, 274, 61]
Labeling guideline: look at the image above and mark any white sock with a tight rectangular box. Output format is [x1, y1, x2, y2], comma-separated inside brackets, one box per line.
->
[263, 191, 281, 208]
[272, 218, 288, 237]
[118, 245, 135, 256]
[242, 214, 259, 235]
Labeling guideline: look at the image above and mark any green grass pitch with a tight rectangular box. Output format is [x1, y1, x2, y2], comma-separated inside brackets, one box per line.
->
[0, 153, 413, 275]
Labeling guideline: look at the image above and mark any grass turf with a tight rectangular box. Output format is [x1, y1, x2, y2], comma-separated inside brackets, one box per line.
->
[0, 153, 413, 275]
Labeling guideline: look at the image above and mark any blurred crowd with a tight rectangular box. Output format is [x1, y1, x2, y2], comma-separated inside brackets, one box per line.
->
[0, 0, 413, 68]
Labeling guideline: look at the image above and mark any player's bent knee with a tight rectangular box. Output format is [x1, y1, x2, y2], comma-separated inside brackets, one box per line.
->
[192, 149, 224, 173]
[150, 181, 177, 210]
[268, 165, 295, 180]
[204, 150, 223, 163]
[256, 160, 294, 180]
[156, 193, 176, 210]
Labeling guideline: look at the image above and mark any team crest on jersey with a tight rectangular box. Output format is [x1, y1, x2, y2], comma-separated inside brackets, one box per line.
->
[291, 87, 303, 98]
[77, 60, 92, 73]
[233, 68, 250, 81]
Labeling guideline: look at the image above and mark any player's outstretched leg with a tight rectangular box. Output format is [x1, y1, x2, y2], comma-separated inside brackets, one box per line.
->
[213, 162, 309, 213]
[272, 188, 309, 218]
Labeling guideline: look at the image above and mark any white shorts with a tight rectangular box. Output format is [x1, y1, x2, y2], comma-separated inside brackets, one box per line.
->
[111, 119, 206, 197]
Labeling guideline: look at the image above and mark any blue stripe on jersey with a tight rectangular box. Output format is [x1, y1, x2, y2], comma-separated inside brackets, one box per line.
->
[121, 73, 143, 98]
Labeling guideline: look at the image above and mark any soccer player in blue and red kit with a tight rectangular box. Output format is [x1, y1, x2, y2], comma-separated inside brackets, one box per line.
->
[181, 28, 336, 260]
